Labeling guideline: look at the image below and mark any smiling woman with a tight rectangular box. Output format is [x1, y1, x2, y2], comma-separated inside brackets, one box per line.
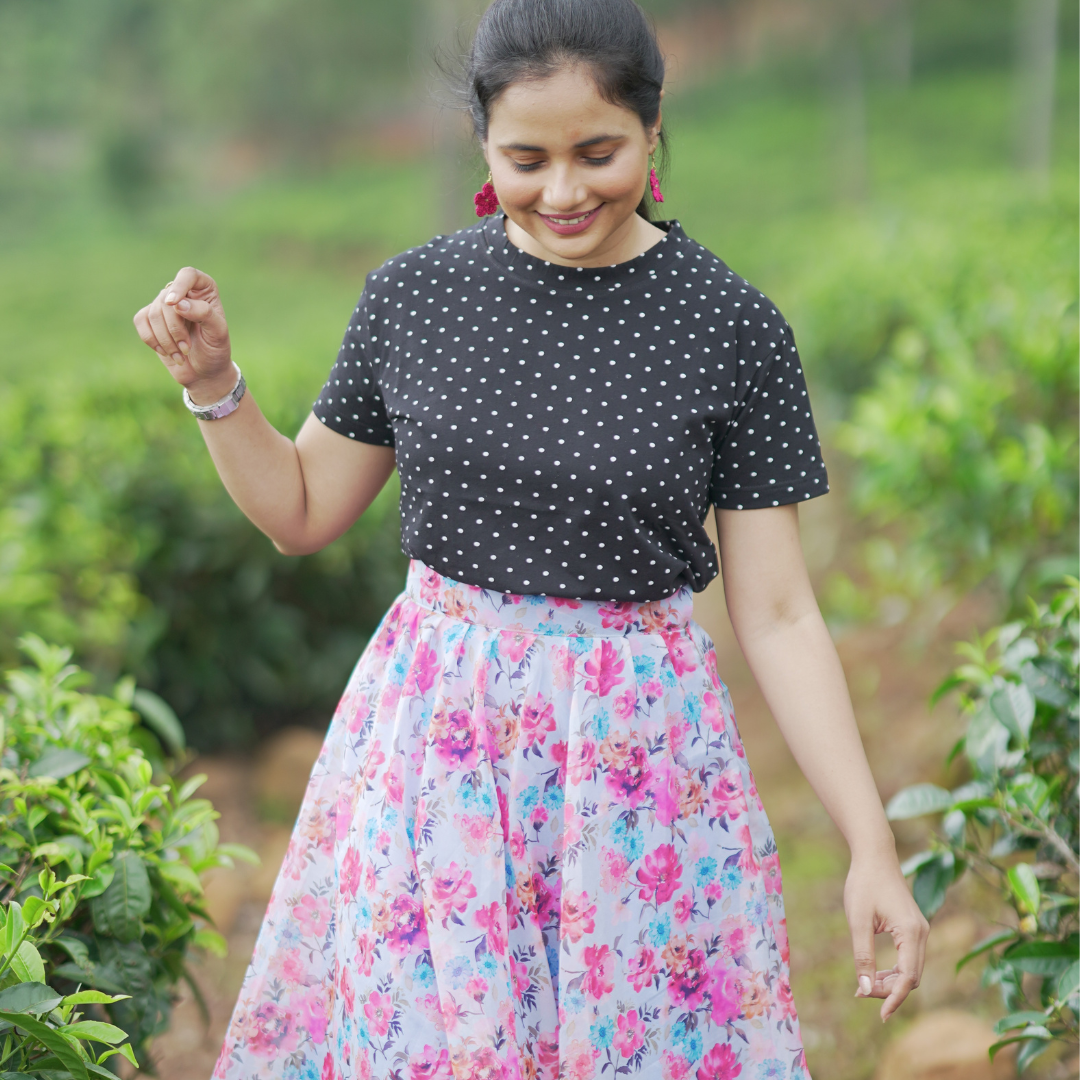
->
[130, 1, 928, 1077]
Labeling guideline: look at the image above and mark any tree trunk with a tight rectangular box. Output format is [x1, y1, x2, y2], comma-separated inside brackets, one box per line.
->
[1014, 0, 1058, 190]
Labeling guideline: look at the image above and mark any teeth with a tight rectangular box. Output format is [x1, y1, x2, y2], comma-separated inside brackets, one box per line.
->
[549, 211, 592, 225]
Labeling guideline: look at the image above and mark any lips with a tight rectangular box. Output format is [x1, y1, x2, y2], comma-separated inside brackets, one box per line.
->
[537, 204, 603, 236]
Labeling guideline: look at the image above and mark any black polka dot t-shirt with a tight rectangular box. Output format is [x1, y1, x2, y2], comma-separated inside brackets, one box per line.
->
[313, 214, 828, 602]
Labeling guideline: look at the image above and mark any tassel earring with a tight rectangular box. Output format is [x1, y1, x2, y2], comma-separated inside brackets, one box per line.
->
[649, 154, 664, 203]
[474, 171, 499, 217]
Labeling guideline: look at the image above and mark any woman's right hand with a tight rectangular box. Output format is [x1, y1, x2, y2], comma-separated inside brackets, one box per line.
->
[133, 267, 234, 400]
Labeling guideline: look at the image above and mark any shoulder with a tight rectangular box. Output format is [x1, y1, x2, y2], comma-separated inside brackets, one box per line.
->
[670, 224, 789, 328]
[362, 220, 491, 300]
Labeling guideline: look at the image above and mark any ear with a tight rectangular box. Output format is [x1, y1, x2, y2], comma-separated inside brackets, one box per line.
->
[649, 108, 663, 155]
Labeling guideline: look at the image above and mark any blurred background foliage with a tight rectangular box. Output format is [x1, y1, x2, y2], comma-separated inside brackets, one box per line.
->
[0, 0, 1076, 751]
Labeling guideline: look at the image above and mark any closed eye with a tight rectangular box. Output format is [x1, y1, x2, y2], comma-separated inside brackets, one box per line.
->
[510, 151, 618, 174]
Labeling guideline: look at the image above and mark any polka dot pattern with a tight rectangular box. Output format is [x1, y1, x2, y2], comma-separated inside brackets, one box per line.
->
[313, 215, 829, 602]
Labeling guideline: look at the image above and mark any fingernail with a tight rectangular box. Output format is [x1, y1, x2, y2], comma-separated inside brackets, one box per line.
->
[171, 353, 183, 364]
[858, 975, 872, 997]
[177, 299, 190, 313]
[164, 292, 177, 304]
[178, 341, 189, 354]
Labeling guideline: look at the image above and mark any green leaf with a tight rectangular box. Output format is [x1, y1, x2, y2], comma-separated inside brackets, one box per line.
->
[0, 1009, 89, 1080]
[26, 749, 91, 781]
[912, 852, 955, 919]
[53, 938, 90, 968]
[1057, 961, 1079, 1004]
[131, 689, 185, 756]
[192, 929, 227, 958]
[90, 850, 151, 942]
[51, 964, 126, 997]
[989, 1030, 1052, 1059]
[61, 991, 130, 1007]
[899, 850, 938, 877]
[19, 897, 49, 930]
[956, 929, 1017, 972]
[1020, 658, 1072, 708]
[965, 705, 1011, 775]
[993, 1010, 1050, 1034]
[3, 902, 25, 958]
[1017, 1037, 1053, 1072]
[215, 843, 260, 866]
[10, 941, 46, 984]
[885, 783, 954, 821]
[990, 683, 1036, 744]
[157, 862, 203, 896]
[79, 864, 115, 901]
[1003, 939, 1076, 976]
[60, 1021, 129, 1045]
[1007, 864, 1041, 915]
[0, 983, 63, 1014]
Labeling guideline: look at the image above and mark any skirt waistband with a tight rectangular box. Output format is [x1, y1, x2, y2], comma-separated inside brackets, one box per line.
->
[405, 559, 693, 636]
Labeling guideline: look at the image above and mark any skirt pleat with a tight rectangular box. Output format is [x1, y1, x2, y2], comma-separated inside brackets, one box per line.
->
[213, 561, 810, 1080]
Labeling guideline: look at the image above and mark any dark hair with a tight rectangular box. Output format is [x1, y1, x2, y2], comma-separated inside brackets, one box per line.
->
[465, 0, 668, 220]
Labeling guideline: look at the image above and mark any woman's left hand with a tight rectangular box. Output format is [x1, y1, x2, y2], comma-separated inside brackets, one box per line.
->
[844, 851, 930, 1021]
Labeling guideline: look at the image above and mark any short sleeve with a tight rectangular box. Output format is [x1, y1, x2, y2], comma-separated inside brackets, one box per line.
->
[311, 277, 395, 447]
[710, 304, 829, 510]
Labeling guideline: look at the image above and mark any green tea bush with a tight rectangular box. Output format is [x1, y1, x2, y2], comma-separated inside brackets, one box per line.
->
[886, 579, 1078, 1072]
[0, 381, 407, 750]
[0, 633, 257, 1076]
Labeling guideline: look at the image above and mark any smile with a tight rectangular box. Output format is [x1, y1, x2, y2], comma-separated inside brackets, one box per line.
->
[538, 205, 603, 235]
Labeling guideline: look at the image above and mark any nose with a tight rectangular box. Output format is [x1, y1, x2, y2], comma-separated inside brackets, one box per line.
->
[543, 163, 590, 211]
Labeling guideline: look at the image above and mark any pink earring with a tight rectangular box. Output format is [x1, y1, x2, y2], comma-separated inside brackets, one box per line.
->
[649, 154, 664, 203]
[474, 171, 499, 217]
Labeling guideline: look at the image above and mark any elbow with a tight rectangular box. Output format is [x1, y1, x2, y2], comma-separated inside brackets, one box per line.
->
[272, 534, 321, 557]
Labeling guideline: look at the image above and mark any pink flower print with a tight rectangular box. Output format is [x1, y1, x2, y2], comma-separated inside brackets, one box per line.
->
[697, 1044, 742, 1080]
[707, 961, 742, 1026]
[599, 601, 636, 630]
[627, 944, 658, 992]
[736, 825, 760, 873]
[521, 698, 556, 747]
[355, 931, 376, 976]
[428, 861, 477, 921]
[642, 677, 664, 702]
[600, 847, 630, 893]
[662, 1049, 692, 1080]
[340, 845, 362, 898]
[465, 975, 488, 1002]
[665, 712, 691, 755]
[774, 914, 791, 964]
[292, 893, 331, 939]
[364, 990, 394, 1038]
[457, 813, 498, 856]
[244, 1001, 299, 1057]
[429, 707, 481, 772]
[502, 631, 534, 664]
[530, 804, 549, 829]
[614, 688, 637, 721]
[667, 947, 708, 1009]
[300, 983, 332, 1043]
[648, 759, 682, 827]
[405, 641, 440, 696]
[386, 893, 429, 955]
[419, 564, 442, 606]
[776, 973, 797, 1019]
[564, 1040, 599, 1080]
[761, 851, 782, 895]
[357, 1048, 373, 1080]
[384, 753, 405, 806]
[322, 1050, 337, 1080]
[376, 829, 391, 854]
[339, 963, 355, 1015]
[551, 596, 582, 609]
[335, 793, 352, 841]
[363, 858, 377, 893]
[674, 892, 694, 925]
[567, 738, 598, 784]
[510, 955, 530, 999]
[582, 943, 615, 999]
[347, 692, 370, 733]
[549, 739, 568, 784]
[661, 630, 698, 677]
[510, 826, 526, 860]
[718, 915, 751, 959]
[708, 770, 747, 821]
[701, 689, 726, 734]
[584, 639, 625, 697]
[475, 900, 508, 955]
[560, 890, 596, 943]
[605, 744, 653, 809]
[361, 740, 386, 787]
[612, 1009, 646, 1056]
[496, 784, 510, 842]
[562, 804, 585, 849]
[408, 1045, 454, 1080]
[635, 843, 682, 904]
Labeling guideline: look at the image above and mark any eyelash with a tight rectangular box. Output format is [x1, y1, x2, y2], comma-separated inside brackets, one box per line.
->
[512, 152, 616, 173]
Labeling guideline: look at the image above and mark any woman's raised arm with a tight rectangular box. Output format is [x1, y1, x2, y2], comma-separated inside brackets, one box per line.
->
[133, 266, 396, 555]
[715, 502, 929, 1022]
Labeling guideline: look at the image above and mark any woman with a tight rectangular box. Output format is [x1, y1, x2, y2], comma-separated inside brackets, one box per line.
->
[134, 2, 928, 1077]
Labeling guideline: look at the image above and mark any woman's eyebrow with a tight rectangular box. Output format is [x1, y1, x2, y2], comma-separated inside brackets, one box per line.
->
[497, 134, 627, 151]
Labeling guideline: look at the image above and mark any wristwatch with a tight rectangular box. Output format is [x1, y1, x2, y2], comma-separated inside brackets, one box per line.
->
[182, 366, 246, 421]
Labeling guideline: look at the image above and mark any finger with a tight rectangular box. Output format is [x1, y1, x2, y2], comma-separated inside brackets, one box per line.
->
[160, 298, 191, 355]
[173, 297, 214, 322]
[849, 912, 877, 999]
[146, 301, 183, 363]
[881, 933, 922, 1021]
[164, 266, 210, 305]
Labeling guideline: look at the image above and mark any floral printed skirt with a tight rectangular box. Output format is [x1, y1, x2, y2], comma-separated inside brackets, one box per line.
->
[214, 561, 810, 1080]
